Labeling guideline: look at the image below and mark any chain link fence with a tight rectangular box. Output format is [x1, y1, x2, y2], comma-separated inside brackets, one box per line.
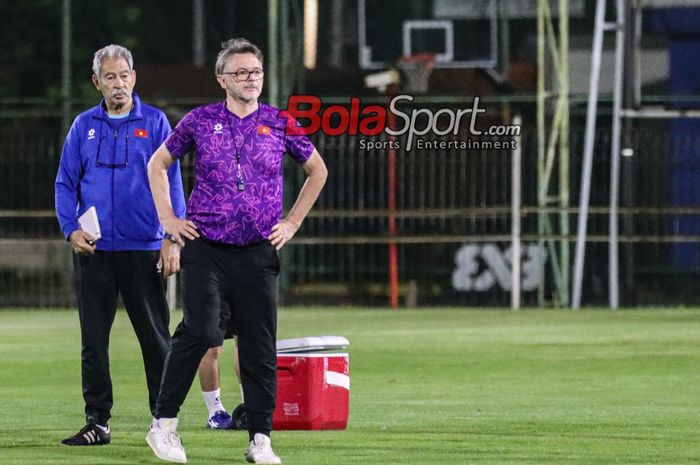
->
[1, 100, 699, 307]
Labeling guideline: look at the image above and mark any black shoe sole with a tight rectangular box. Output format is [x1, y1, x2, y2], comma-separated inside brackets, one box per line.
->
[60, 439, 111, 446]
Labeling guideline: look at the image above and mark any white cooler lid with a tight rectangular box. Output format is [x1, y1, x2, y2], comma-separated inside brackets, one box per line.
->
[276, 336, 350, 353]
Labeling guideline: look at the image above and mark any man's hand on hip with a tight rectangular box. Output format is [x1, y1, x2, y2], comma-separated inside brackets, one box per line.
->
[69, 230, 97, 255]
[268, 218, 300, 250]
[162, 216, 199, 247]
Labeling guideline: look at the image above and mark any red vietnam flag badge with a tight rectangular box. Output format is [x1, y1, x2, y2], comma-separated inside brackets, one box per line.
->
[257, 125, 271, 136]
[134, 128, 148, 138]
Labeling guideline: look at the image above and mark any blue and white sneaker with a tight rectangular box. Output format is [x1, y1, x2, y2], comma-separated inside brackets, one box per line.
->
[206, 410, 233, 429]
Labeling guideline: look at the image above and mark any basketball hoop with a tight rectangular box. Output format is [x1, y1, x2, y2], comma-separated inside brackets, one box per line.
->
[396, 53, 436, 94]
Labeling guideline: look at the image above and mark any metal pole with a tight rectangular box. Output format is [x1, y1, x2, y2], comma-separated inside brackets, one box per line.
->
[500, 0, 511, 83]
[535, 0, 571, 307]
[358, 0, 368, 69]
[61, 0, 72, 137]
[329, 0, 344, 68]
[280, 0, 290, 98]
[633, 0, 642, 108]
[621, 0, 642, 304]
[511, 115, 523, 310]
[267, 0, 279, 106]
[279, 0, 296, 299]
[193, 0, 206, 68]
[499, 0, 512, 126]
[609, 0, 625, 309]
[536, 0, 546, 306]
[572, 0, 607, 309]
[387, 103, 399, 309]
[558, 0, 570, 307]
[167, 274, 177, 311]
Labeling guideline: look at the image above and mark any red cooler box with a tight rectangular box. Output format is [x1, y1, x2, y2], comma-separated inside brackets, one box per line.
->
[272, 353, 350, 430]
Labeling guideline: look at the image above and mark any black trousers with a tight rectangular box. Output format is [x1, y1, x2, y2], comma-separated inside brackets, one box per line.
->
[73, 250, 171, 425]
[155, 238, 279, 435]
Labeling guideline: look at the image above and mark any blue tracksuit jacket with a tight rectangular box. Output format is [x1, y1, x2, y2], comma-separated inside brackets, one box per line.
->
[55, 93, 186, 251]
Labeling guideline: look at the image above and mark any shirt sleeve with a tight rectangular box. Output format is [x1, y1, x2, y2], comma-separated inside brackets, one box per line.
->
[54, 119, 82, 240]
[156, 113, 187, 219]
[168, 161, 187, 219]
[164, 110, 197, 159]
[284, 116, 315, 164]
[153, 110, 172, 148]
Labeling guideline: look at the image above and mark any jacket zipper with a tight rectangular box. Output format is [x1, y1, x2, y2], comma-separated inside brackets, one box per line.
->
[111, 128, 117, 245]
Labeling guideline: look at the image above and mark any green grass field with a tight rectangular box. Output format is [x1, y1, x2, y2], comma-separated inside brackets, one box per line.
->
[1, 308, 699, 465]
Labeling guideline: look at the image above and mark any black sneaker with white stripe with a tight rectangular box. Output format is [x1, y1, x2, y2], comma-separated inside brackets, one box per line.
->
[61, 423, 111, 446]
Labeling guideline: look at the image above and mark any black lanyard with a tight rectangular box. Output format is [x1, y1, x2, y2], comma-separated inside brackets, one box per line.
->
[228, 108, 261, 191]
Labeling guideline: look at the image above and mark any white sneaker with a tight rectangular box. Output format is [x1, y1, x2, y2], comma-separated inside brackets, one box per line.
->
[245, 433, 282, 464]
[146, 418, 187, 463]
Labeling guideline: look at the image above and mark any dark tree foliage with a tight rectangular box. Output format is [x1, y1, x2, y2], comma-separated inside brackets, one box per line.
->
[0, 0, 268, 99]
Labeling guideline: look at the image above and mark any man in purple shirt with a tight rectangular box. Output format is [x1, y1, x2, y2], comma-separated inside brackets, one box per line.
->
[145, 38, 327, 464]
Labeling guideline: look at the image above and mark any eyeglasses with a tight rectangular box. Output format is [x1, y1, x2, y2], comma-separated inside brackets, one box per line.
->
[221, 69, 264, 82]
[95, 124, 129, 169]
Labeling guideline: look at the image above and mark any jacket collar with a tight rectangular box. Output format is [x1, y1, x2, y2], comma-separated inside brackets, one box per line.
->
[92, 92, 143, 121]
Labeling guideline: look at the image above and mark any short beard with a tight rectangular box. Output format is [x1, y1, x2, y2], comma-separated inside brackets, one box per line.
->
[236, 94, 256, 104]
[231, 87, 258, 103]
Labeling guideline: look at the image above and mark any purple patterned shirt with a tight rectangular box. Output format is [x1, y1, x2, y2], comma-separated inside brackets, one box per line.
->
[165, 101, 314, 245]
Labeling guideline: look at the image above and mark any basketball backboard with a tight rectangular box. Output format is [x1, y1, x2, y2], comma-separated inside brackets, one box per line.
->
[358, 0, 498, 69]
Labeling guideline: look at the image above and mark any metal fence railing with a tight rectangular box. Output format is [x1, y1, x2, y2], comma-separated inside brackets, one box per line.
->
[1, 102, 700, 307]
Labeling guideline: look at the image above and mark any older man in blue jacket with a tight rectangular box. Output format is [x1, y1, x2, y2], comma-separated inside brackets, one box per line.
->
[55, 44, 186, 446]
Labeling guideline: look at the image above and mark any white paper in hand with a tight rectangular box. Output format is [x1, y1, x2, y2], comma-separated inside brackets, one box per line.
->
[78, 206, 101, 242]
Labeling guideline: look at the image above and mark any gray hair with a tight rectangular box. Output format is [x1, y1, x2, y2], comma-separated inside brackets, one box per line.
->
[215, 38, 264, 75]
[92, 44, 134, 76]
